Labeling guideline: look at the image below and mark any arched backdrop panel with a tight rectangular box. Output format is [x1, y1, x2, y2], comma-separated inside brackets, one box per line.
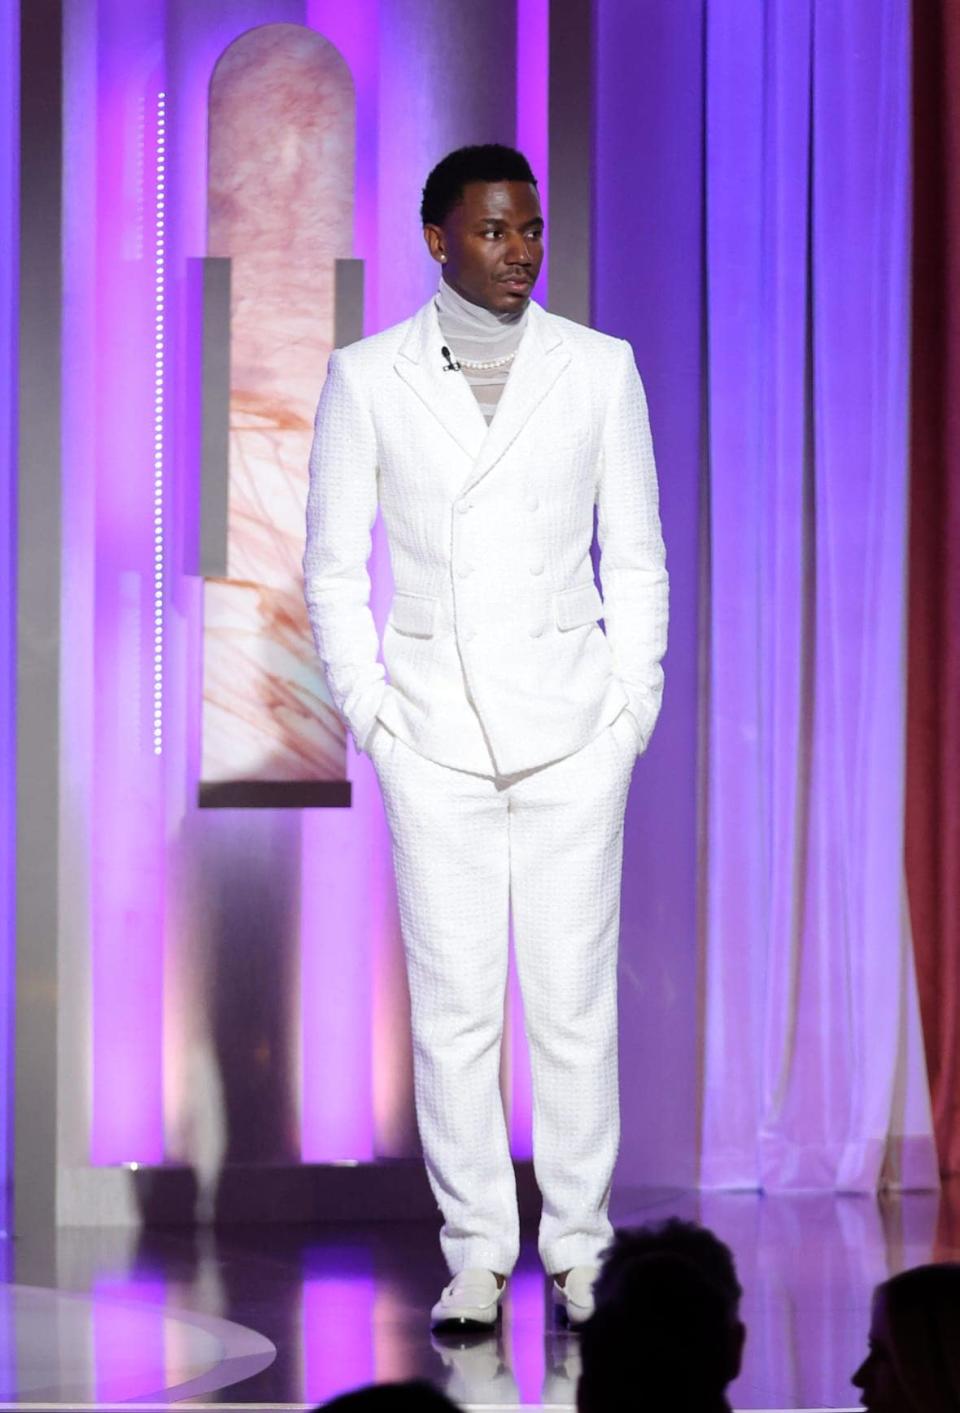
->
[201, 23, 354, 795]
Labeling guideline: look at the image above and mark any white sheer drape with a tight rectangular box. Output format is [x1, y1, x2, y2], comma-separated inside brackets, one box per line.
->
[699, 0, 937, 1191]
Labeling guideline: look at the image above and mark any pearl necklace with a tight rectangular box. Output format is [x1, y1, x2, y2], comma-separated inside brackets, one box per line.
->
[457, 350, 518, 371]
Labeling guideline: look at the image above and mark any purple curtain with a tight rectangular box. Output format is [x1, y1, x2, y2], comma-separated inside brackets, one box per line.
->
[700, 0, 936, 1191]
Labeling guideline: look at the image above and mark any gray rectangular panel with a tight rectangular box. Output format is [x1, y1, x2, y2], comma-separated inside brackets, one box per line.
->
[548, 0, 593, 325]
[334, 258, 365, 349]
[194, 256, 231, 579]
[16, 0, 63, 1239]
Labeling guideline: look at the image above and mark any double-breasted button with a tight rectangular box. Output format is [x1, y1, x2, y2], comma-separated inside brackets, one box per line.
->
[456, 501, 473, 515]
[528, 622, 546, 638]
[529, 561, 545, 576]
[456, 564, 473, 579]
[524, 493, 539, 512]
[463, 626, 478, 642]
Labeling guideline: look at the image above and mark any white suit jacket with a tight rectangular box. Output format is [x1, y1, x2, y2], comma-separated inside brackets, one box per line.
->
[303, 294, 668, 776]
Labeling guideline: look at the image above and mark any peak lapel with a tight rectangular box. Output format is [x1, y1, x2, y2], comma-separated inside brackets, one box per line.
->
[459, 302, 570, 498]
[393, 299, 489, 463]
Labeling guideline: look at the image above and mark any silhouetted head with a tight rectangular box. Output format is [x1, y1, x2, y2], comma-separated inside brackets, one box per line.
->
[852, 1263, 960, 1413]
[420, 144, 543, 315]
[593, 1218, 743, 1317]
[576, 1220, 745, 1413]
[321, 1377, 460, 1411]
[578, 1250, 743, 1413]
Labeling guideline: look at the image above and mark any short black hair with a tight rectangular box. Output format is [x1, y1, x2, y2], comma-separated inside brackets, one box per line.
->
[579, 1253, 734, 1413]
[322, 1378, 459, 1411]
[876, 1264, 960, 1413]
[420, 144, 538, 227]
[594, 1218, 742, 1315]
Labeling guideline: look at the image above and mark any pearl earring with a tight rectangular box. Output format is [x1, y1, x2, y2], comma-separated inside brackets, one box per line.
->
[440, 255, 447, 263]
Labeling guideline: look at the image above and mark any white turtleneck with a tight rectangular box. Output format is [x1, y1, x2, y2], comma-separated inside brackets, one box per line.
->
[434, 274, 530, 424]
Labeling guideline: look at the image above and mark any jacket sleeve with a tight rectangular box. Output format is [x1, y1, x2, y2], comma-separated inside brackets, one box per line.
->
[596, 339, 669, 754]
[302, 349, 386, 755]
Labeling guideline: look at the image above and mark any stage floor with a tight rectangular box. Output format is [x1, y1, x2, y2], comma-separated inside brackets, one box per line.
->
[2, 1184, 956, 1410]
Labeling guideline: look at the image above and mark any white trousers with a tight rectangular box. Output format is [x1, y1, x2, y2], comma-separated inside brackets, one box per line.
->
[367, 705, 639, 1276]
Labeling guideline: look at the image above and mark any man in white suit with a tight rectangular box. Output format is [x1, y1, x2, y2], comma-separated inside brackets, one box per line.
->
[303, 145, 668, 1330]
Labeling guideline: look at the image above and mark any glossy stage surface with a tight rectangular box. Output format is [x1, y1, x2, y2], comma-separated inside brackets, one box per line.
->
[4, 1184, 958, 1410]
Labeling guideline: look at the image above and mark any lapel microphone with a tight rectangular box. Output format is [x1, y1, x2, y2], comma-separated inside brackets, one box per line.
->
[441, 345, 461, 372]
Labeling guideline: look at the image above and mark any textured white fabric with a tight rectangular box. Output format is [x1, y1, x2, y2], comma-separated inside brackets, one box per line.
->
[435, 274, 526, 423]
[303, 294, 668, 776]
[366, 706, 640, 1276]
[434, 272, 527, 359]
[446, 355, 515, 426]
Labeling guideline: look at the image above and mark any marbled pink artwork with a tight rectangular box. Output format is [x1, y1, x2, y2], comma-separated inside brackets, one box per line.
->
[203, 578, 346, 780]
[202, 23, 355, 786]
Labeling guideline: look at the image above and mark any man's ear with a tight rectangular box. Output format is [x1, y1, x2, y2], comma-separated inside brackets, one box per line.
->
[422, 223, 444, 262]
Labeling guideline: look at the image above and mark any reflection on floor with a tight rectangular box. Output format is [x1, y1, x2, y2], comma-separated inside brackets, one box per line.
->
[3, 1183, 957, 1410]
[0, 1283, 275, 1405]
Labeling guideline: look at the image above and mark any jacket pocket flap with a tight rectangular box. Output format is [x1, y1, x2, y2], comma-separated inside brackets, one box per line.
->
[389, 591, 437, 637]
[555, 581, 604, 631]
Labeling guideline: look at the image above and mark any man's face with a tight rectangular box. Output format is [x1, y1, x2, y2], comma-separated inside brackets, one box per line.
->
[423, 179, 544, 314]
[851, 1294, 911, 1413]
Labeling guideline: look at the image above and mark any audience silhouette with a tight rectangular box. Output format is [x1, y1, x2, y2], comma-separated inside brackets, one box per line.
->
[578, 1219, 746, 1413]
[319, 1377, 461, 1410]
[852, 1262, 960, 1413]
[315, 1222, 960, 1413]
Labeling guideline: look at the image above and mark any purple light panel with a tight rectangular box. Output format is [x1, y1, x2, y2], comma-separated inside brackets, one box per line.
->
[516, 0, 549, 306]
[300, 0, 382, 1163]
[301, 1271, 376, 1404]
[84, 0, 167, 1163]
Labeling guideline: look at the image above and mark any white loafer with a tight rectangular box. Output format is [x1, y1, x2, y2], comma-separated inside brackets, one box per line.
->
[431, 1268, 506, 1329]
[552, 1264, 600, 1327]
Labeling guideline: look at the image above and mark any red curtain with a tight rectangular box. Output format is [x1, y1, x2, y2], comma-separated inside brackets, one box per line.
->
[907, 1, 960, 1174]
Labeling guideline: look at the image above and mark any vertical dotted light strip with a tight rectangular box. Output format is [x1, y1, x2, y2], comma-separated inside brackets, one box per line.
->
[153, 91, 166, 756]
